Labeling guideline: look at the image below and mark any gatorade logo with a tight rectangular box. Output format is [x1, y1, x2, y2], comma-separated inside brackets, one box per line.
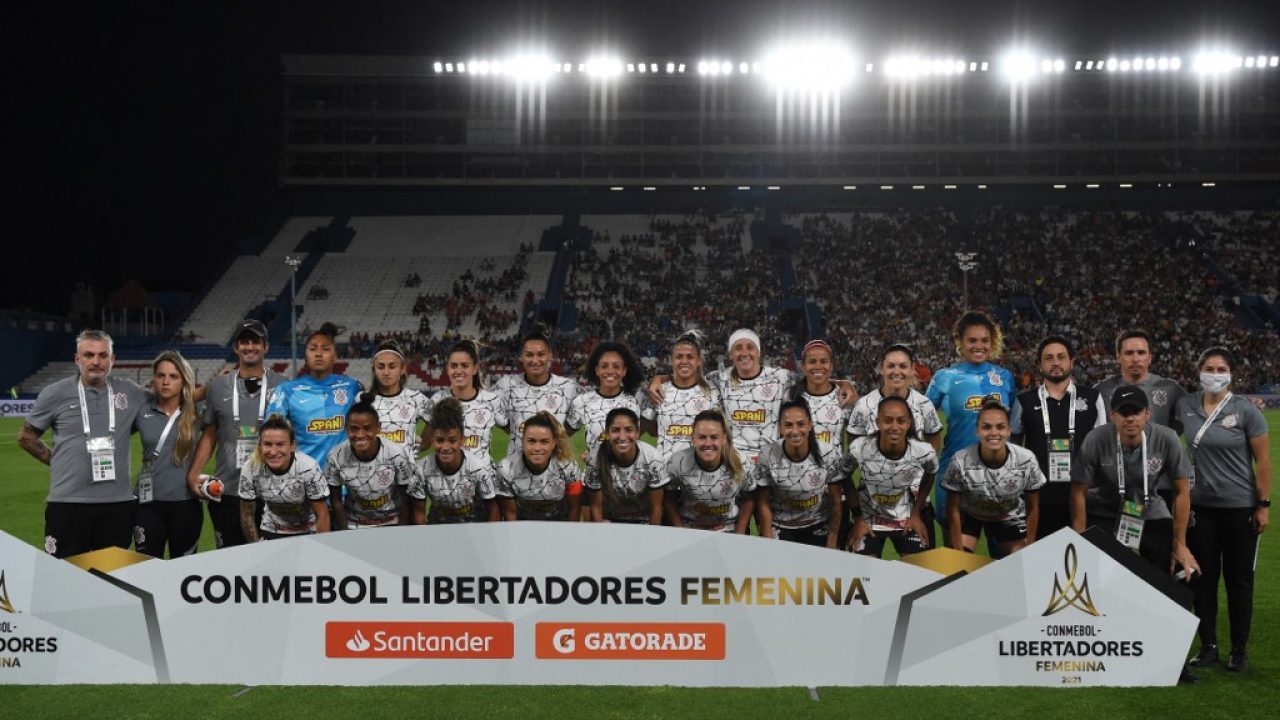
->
[535, 623, 725, 660]
[326, 622, 514, 659]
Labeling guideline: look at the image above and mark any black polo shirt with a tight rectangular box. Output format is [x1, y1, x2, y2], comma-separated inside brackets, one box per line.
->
[1013, 382, 1106, 505]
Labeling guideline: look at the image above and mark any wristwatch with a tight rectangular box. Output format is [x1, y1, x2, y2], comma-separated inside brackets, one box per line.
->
[1259, 499, 1272, 508]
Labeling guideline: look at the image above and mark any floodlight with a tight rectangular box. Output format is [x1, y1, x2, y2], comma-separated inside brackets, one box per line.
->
[458, 62, 468, 73]
[666, 62, 675, 73]
[1002, 52, 1037, 81]
[445, 62, 454, 72]
[626, 63, 636, 73]
[1170, 57, 1182, 70]
[1272, 56, 1279, 67]
[752, 63, 761, 73]
[1075, 60, 1083, 70]
[677, 63, 685, 72]
[1106, 57, 1118, 72]
[1157, 57, 1169, 71]
[721, 61, 733, 75]
[762, 41, 858, 92]
[1054, 58, 1066, 73]
[506, 55, 556, 82]
[586, 57, 624, 77]
[433, 62, 443, 73]
[1120, 60, 1131, 71]
[740, 62, 749, 74]
[1085, 60, 1093, 70]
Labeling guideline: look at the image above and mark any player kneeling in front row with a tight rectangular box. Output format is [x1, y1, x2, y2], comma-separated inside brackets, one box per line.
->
[238, 414, 330, 541]
[413, 396, 499, 524]
[496, 412, 583, 521]
[323, 393, 417, 529]
[943, 399, 1046, 555]
[753, 400, 845, 548]
[847, 395, 939, 557]
[586, 407, 668, 524]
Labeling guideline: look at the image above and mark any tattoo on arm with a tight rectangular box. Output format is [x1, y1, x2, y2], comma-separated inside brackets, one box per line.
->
[240, 500, 260, 542]
[18, 424, 51, 465]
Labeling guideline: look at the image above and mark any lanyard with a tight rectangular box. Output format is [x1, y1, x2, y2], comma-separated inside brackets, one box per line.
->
[1116, 430, 1149, 505]
[77, 380, 115, 437]
[1191, 392, 1233, 454]
[232, 373, 269, 426]
[1039, 383, 1076, 440]
[149, 408, 182, 461]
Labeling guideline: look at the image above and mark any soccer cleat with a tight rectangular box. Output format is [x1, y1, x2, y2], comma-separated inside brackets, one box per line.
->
[1188, 644, 1219, 667]
[1178, 668, 1200, 684]
[1226, 650, 1249, 672]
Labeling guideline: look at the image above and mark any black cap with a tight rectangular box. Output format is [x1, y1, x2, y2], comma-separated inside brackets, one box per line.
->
[234, 319, 268, 343]
[1111, 385, 1148, 414]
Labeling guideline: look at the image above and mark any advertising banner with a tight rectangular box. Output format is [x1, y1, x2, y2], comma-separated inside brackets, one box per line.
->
[0, 525, 1197, 687]
[892, 528, 1197, 687]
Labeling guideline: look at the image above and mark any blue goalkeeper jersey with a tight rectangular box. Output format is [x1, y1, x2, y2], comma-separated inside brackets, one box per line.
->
[925, 361, 1019, 512]
[266, 373, 362, 468]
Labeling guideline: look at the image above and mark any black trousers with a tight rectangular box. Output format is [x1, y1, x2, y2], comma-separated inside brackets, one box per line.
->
[44, 501, 135, 558]
[134, 500, 204, 558]
[857, 530, 928, 558]
[1188, 506, 1258, 650]
[1087, 513, 1174, 573]
[1037, 501, 1072, 540]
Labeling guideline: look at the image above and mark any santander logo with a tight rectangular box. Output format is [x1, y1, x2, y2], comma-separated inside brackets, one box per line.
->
[346, 629, 371, 653]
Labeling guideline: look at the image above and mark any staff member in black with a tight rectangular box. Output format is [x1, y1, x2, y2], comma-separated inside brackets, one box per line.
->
[1012, 336, 1105, 538]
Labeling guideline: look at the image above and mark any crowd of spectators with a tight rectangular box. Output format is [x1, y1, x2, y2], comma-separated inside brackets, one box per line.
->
[334, 207, 1278, 395]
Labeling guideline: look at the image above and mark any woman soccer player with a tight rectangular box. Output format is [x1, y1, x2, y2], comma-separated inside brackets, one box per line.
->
[753, 400, 844, 547]
[423, 339, 507, 461]
[586, 407, 667, 524]
[566, 340, 645, 461]
[640, 330, 721, 462]
[413, 396, 500, 524]
[942, 399, 1045, 555]
[495, 412, 583, 521]
[265, 323, 362, 469]
[846, 395, 938, 557]
[237, 414, 330, 540]
[368, 339, 432, 457]
[323, 393, 417, 529]
[664, 410, 753, 533]
[495, 328, 580, 459]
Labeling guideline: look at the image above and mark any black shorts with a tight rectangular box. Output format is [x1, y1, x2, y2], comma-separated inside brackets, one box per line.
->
[960, 513, 1027, 546]
[857, 530, 928, 558]
[44, 501, 135, 559]
[775, 522, 830, 547]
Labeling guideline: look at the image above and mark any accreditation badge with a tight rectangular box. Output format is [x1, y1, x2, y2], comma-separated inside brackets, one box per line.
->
[1048, 438, 1072, 483]
[1116, 500, 1145, 550]
[136, 459, 155, 503]
[235, 426, 259, 469]
[86, 436, 116, 482]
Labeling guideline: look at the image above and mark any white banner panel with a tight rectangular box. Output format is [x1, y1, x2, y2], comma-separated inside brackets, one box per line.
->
[0, 399, 36, 418]
[106, 523, 942, 686]
[0, 532, 159, 683]
[893, 528, 1197, 687]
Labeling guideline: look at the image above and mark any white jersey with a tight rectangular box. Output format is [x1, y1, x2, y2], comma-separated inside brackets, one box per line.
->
[496, 374, 581, 457]
[323, 439, 416, 528]
[666, 447, 753, 529]
[371, 389, 432, 456]
[847, 436, 938, 531]
[424, 387, 507, 461]
[585, 442, 669, 522]
[238, 452, 329, 535]
[412, 452, 498, 524]
[751, 439, 845, 529]
[941, 444, 1046, 522]
[567, 389, 644, 461]
[798, 387, 851, 453]
[495, 454, 584, 521]
[707, 366, 800, 462]
[640, 380, 721, 462]
[846, 388, 943, 439]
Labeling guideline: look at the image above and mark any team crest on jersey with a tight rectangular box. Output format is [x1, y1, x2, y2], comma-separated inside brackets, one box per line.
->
[819, 405, 840, 424]
[334, 388, 349, 406]
[541, 394, 562, 411]
[1147, 457, 1164, 475]
[1222, 413, 1239, 429]
[113, 392, 129, 409]
[988, 370, 1003, 387]
[469, 408, 493, 426]
[803, 469, 824, 488]
[1151, 389, 1167, 406]
[391, 403, 413, 422]
[1075, 398, 1089, 412]
[761, 382, 779, 400]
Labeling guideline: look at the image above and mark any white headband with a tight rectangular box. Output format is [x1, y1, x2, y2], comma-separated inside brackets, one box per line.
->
[727, 328, 760, 354]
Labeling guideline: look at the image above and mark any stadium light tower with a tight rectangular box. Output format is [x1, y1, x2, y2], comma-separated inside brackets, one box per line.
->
[954, 252, 979, 309]
[762, 41, 857, 92]
[285, 255, 302, 377]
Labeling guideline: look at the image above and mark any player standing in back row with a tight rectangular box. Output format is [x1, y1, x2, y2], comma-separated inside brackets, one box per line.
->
[495, 327, 580, 459]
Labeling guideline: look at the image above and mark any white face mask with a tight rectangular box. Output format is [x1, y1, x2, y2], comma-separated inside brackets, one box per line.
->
[1200, 371, 1231, 394]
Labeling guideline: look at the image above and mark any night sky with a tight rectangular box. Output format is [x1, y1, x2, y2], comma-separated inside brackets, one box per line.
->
[9, 0, 1278, 314]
